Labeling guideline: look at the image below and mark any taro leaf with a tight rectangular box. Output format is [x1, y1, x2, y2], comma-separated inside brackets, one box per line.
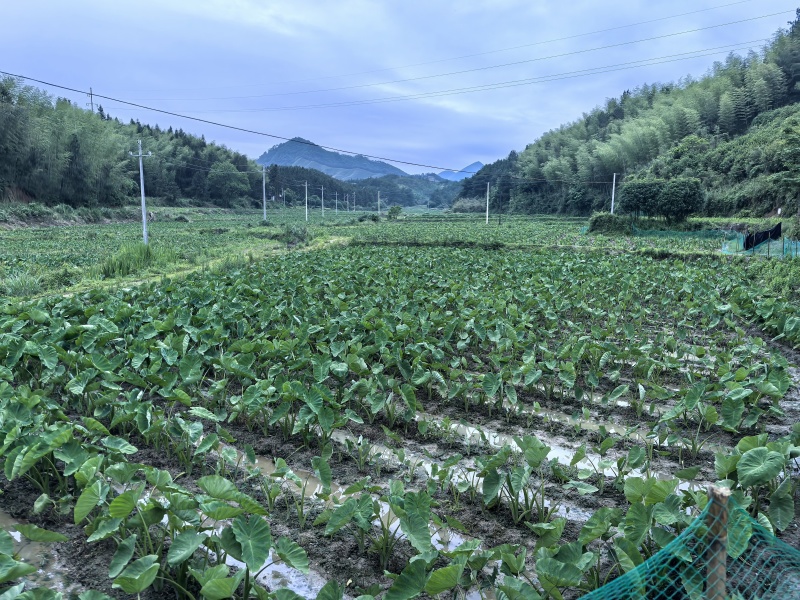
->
[622, 502, 653, 547]
[424, 564, 463, 595]
[0, 530, 13, 556]
[112, 554, 160, 594]
[384, 559, 429, 600]
[312, 457, 332, 496]
[195, 433, 219, 455]
[188, 407, 223, 422]
[537, 557, 584, 588]
[498, 577, 543, 600]
[614, 537, 644, 573]
[627, 446, 646, 470]
[527, 518, 566, 550]
[101, 436, 138, 455]
[653, 494, 684, 526]
[108, 487, 143, 519]
[578, 508, 621, 545]
[727, 505, 753, 560]
[200, 501, 242, 521]
[737, 448, 784, 488]
[74, 480, 104, 524]
[316, 581, 345, 600]
[769, 479, 795, 531]
[564, 481, 598, 496]
[14, 524, 67, 543]
[324, 498, 356, 536]
[109, 535, 137, 578]
[275, 537, 309, 573]
[674, 466, 700, 481]
[191, 564, 230, 587]
[721, 395, 745, 430]
[398, 492, 433, 554]
[714, 453, 740, 480]
[482, 373, 501, 398]
[86, 517, 122, 544]
[231, 515, 272, 572]
[482, 468, 502, 505]
[167, 531, 208, 566]
[200, 570, 246, 600]
[0, 555, 36, 584]
[197, 475, 238, 500]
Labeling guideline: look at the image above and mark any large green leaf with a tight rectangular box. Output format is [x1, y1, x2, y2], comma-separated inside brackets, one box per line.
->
[274, 537, 309, 573]
[74, 480, 104, 524]
[167, 531, 208, 566]
[315, 581, 345, 600]
[424, 564, 463, 595]
[0, 530, 14, 556]
[112, 555, 160, 594]
[0, 556, 37, 584]
[231, 515, 272, 572]
[109, 535, 137, 579]
[737, 447, 784, 488]
[384, 559, 429, 600]
[197, 475, 238, 500]
[14, 524, 67, 543]
[398, 492, 433, 554]
[200, 570, 246, 600]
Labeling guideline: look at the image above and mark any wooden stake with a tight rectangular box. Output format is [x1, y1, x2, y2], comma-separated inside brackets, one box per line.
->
[706, 486, 730, 600]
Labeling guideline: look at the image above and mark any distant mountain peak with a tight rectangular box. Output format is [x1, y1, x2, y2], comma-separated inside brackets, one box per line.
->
[439, 161, 484, 181]
[256, 139, 407, 181]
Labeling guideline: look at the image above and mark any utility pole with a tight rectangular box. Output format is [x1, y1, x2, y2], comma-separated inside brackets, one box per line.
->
[320, 185, 324, 217]
[129, 139, 152, 244]
[304, 181, 309, 222]
[610, 173, 617, 214]
[334, 191, 338, 214]
[378, 191, 381, 216]
[87, 87, 94, 113]
[485, 181, 490, 224]
[262, 165, 267, 221]
[352, 191, 356, 212]
[282, 187, 286, 208]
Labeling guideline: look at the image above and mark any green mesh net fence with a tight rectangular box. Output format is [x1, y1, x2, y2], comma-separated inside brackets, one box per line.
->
[722, 235, 800, 258]
[582, 489, 800, 600]
[631, 226, 739, 239]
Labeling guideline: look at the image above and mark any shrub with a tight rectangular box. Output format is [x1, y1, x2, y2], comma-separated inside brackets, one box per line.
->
[2, 271, 42, 297]
[587, 212, 631, 234]
[94, 242, 178, 278]
[451, 197, 485, 213]
[273, 223, 310, 246]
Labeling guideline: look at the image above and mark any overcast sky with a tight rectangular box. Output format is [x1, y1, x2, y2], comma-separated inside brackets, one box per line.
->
[1, 1, 795, 174]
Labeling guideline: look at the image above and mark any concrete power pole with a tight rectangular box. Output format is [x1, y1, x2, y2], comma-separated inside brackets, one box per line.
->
[320, 185, 324, 217]
[129, 139, 152, 244]
[485, 182, 490, 224]
[611, 173, 617, 215]
[334, 191, 338, 214]
[262, 165, 267, 221]
[304, 181, 309, 222]
[378, 191, 381, 216]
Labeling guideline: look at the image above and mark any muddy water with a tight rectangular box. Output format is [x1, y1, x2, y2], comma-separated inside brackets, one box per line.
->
[0, 509, 75, 593]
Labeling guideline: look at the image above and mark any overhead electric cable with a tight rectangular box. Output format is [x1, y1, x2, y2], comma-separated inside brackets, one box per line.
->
[0, 69, 475, 174]
[130, 10, 787, 102]
[149, 39, 767, 113]
[119, 0, 762, 94]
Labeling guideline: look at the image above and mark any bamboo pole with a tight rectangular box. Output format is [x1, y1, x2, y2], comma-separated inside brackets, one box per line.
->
[706, 486, 730, 600]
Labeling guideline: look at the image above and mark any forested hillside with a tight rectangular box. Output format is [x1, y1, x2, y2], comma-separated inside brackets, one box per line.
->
[459, 11, 800, 217]
[0, 77, 265, 208]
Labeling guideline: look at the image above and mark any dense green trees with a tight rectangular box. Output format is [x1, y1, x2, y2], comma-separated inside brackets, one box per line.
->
[0, 77, 263, 208]
[619, 178, 703, 222]
[458, 11, 800, 217]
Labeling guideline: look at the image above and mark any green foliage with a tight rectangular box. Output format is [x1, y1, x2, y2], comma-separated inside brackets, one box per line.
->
[387, 205, 402, 219]
[93, 242, 179, 278]
[451, 198, 485, 213]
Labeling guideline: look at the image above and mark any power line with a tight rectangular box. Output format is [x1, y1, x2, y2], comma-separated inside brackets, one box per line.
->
[0, 69, 477, 174]
[117, 0, 761, 94]
[128, 10, 787, 102]
[158, 39, 768, 113]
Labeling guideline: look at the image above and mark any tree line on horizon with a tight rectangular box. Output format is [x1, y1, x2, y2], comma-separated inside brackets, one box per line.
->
[457, 10, 800, 218]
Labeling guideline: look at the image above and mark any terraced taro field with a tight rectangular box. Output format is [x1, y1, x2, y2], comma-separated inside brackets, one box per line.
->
[1, 237, 798, 599]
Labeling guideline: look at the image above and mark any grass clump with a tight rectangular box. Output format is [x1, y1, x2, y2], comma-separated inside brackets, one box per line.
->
[273, 223, 310, 246]
[2, 271, 42, 297]
[94, 242, 179, 279]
